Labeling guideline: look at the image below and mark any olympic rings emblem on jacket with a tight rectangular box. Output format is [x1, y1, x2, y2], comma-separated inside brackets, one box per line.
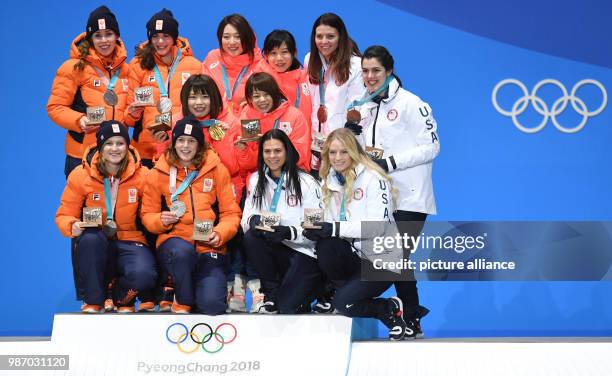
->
[166, 322, 237, 354]
[491, 79, 607, 133]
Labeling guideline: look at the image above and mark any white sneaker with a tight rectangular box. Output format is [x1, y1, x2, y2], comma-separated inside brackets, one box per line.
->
[228, 275, 247, 312]
[247, 279, 265, 313]
[257, 301, 278, 314]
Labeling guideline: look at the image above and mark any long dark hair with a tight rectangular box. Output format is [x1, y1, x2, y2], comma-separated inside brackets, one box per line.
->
[217, 13, 257, 62]
[307, 13, 360, 85]
[180, 74, 224, 118]
[362, 45, 403, 87]
[253, 129, 303, 210]
[262, 29, 301, 71]
[245, 72, 287, 112]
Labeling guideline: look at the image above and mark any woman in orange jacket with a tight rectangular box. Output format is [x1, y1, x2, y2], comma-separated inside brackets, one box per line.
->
[47, 6, 129, 178]
[236, 72, 311, 173]
[202, 14, 262, 116]
[56, 121, 157, 313]
[156, 74, 244, 204]
[254, 30, 313, 130]
[124, 8, 201, 168]
[141, 116, 241, 314]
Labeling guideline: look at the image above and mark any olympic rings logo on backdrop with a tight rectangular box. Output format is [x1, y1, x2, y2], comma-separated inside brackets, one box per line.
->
[491, 79, 607, 133]
[166, 322, 237, 354]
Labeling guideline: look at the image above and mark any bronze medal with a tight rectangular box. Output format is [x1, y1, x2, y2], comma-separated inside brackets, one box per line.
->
[103, 90, 118, 106]
[317, 106, 328, 123]
[347, 108, 361, 123]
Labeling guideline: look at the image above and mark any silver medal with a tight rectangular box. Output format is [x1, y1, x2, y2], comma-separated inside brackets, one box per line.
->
[103, 219, 118, 238]
[170, 200, 187, 218]
[103, 90, 118, 106]
[157, 96, 173, 113]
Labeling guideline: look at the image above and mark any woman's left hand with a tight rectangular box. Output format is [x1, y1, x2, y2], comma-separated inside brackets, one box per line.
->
[200, 231, 220, 247]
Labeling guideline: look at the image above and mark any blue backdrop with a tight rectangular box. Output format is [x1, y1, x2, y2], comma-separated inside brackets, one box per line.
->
[1, 0, 611, 337]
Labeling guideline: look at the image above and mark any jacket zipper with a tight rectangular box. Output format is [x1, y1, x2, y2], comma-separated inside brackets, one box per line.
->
[371, 103, 381, 146]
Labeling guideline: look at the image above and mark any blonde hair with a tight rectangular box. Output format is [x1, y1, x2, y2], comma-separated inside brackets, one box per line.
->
[319, 128, 395, 211]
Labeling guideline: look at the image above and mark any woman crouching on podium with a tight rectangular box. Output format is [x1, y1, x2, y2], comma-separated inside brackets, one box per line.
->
[241, 129, 322, 313]
[55, 121, 157, 313]
[141, 116, 241, 314]
[302, 128, 408, 340]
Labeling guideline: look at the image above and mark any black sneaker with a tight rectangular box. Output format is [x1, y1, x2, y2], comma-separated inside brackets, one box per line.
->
[406, 305, 430, 339]
[313, 298, 334, 314]
[258, 301, 278, 314]
[380, 297, 407, 341]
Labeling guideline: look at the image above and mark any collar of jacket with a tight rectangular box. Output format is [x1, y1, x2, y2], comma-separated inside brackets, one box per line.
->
[153, 149, 221, 181]
[70, 32, 127, 71]
[325, 163, 366, 192]
[244, 99, 290, 121]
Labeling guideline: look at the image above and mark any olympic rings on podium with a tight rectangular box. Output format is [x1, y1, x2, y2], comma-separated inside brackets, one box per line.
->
[166, 322, 238, 354]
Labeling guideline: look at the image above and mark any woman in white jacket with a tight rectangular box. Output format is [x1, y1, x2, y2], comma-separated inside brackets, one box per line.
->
[241, 129, 323, 313]
[303, 128, 408, 340]
[305, 13, 364, 173]
[346, 45, 440, 338]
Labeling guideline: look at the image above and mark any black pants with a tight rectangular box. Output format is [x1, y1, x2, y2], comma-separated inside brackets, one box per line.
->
[243, 230, 321, 313]
[316, 238, 392, 319]
[393, 210, 427, 320]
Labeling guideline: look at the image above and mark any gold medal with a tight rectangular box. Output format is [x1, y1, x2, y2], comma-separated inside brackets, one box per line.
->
[209, 123, 225, 141]
[347, 108, 361, 123]
[317, 106, 328, 123]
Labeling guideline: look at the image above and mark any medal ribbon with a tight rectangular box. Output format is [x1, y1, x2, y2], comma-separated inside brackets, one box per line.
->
[169, 167, 199, 202]
[103, 176, 120, 221]
[93, 67, 121, 91]
[339, 192, 347, 221]
[221, 65, 249, 102]
[273, 118, 280, 129]
[347, 75, 393, 110]
[153, 48, 183, 98]
[294, 84, 301, 108]
[269, 171, 286, 213]
[199, 119, 218, 128]
[318, 67, 326, 107]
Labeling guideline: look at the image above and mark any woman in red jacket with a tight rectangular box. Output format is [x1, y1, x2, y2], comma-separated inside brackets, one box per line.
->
[202, 14, 262, 115]
[125, 8, 201, 168]
[141, 117, 241, 314]
[254, 30, 312, 129]
[47, 6, 129, 178]
[236, 72, 311, 173]
[55, 121, 157, 313]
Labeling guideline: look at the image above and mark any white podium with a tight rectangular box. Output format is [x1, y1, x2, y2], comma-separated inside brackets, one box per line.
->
[49, 313, 353, 376]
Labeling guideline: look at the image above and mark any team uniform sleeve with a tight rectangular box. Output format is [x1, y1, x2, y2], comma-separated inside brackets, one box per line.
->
[213, 164, 242, 246]
[140, 169, 172, 234]
[240, 174, 260, 233]
[338, 174, 392, 239]
[386, 101, 440, 171]
[289, 111, 312, 171]
[345, 57, 366, 106]
[55, 168, 86, 237]
[47, 60, 83, 133]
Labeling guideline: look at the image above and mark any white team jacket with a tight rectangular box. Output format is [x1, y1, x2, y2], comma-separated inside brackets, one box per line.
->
[241, 170, 322, 258]
[323, 164, 394, 251]
[304, 53, 365, 135]
[357, 78, 439, 214]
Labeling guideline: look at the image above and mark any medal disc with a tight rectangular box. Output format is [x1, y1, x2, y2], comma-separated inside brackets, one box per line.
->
[157, 96, 173, 113]
[170, 200, 187, 218]
[317, 106, 328, 123]
[103, 220, 117, 238]
[209, 124, 225, 141]
[347, 108, 361, 123]
[103, 90, 119, 106]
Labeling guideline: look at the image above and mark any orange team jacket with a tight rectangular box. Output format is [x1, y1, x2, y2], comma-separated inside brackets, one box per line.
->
[124, 37, 201, 160]
[201, 48, 262, 116]
[47, 32, 130, 159]
[236, 100, 311, 173]
[55, 144, 148, 244]
[141, 150, 241, 255]
[253, 59, 313, 130]
[155, 108, 245, 204]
